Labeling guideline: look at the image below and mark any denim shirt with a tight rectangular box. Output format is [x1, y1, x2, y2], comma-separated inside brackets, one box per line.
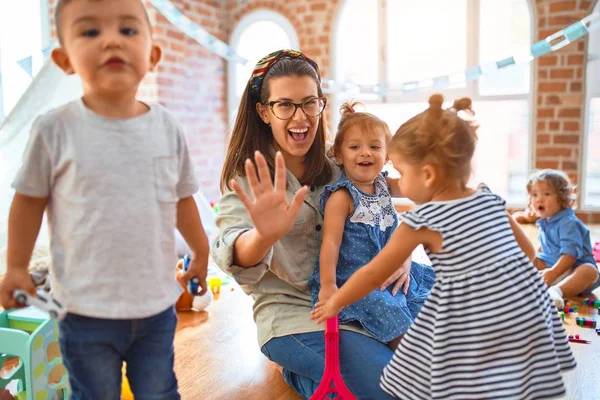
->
[535, 208, 597, 268]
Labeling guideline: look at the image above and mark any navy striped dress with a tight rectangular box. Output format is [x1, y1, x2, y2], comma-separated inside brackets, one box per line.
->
[381, 185, 576, 400]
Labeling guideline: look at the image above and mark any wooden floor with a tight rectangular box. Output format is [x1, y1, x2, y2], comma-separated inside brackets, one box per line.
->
[174, 224, 600, 400]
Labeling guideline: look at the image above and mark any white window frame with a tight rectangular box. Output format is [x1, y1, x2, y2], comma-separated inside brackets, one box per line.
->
[581, 1, 600, 210]
[227, 10, 300, 124]
[332, 0, 535, 205]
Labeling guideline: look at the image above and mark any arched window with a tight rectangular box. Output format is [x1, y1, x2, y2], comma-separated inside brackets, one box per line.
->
[334, 0, 532, 205]
[583, 2, 600, 208]
[228, 11, 299, 124]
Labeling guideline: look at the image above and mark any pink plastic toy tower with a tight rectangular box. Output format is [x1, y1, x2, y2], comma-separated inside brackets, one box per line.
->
[593, 239, 600, 263]
[310, 317, 357, 400]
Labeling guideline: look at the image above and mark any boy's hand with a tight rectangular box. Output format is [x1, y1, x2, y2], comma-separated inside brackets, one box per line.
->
[0, 269, 36, 310]
[318, 283, 338, 302]
[310, 298, 342, 325]
[182, 255, 208, 296]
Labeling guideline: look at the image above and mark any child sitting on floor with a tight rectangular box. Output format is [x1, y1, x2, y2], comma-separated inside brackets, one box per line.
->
[527, 169, 600, 308]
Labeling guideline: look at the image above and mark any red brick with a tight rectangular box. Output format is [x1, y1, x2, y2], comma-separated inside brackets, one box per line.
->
[538, 56, 558, 66]
[562, 161, 578, 170]
[537, 108, 555, 118]
[310, 3, 326, 11]
[563, 121, 580, 131]
[536, 147, 572, 157]
[549, 1, 576, 13]
[557, 108, 581, 118]
[549, 121, 561, 131]
[553, 134, 579, 144]
[546, 95, 561, 105]
[567, 55, 585, 65]
[549, 16, 579, 27]
[536, 160, 560, 169]
[539, 82, 567, 92]
[550, 69, 574, 79]
[570, 82, 582, 92]
[537, 121, 546, 130]
[537, 134, 551, 144]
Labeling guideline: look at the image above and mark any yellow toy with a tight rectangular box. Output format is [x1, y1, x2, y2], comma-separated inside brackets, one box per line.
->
[121, 363, 133, 400]
[209, 277, 221, 294]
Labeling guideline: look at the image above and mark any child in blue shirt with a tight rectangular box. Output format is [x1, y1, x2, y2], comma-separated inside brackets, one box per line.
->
[527, 169, 600, 309]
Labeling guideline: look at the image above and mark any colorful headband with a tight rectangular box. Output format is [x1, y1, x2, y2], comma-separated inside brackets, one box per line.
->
[249, 49, 321, 102]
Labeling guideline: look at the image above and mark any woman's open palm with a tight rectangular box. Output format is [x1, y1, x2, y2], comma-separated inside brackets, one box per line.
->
[231, 151, 308, 244]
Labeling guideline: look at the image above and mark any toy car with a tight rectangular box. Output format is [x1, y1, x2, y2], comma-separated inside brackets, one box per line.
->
[183, 254, 201, 295]
[13, 289, 67, 320]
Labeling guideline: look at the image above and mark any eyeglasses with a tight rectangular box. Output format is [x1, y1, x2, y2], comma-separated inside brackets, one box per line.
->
[266, 97, 327, 120]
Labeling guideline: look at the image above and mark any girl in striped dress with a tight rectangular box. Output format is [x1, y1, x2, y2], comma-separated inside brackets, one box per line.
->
[311, 94, 576, 400]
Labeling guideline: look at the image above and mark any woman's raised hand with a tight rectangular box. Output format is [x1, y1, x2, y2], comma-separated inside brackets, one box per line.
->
[231, 151, 308, 245]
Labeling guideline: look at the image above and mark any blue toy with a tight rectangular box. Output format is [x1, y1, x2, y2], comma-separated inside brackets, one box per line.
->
[183, 254, 201, 295]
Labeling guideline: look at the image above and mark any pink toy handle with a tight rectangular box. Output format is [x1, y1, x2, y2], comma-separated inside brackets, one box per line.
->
[310, 317, 357, 400]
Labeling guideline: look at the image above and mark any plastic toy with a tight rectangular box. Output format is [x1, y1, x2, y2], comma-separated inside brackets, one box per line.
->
[582, 298, 600, 308]
[563, 305, 578, 314]
[182, 254, 200, 295]
[0, 307, 70, 399]
[567, 334, 590, 344]
[593, 239, 599, 263]
[208, 277, 221, 294]
[575, 317, 597, 328]
[175, 255, 212, 312]
[12, 289, 66, 321]
[310, 317, 357, 400]
[559, 311, 565, 321]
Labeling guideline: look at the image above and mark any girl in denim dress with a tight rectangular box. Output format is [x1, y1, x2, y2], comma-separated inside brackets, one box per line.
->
[308, 102, 434, 349]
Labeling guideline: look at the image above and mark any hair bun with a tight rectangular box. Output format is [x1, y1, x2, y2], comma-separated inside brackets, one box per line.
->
[339, 100, 362, 116]
[453, 98, 473, 114]
[429, 94, 444, 110]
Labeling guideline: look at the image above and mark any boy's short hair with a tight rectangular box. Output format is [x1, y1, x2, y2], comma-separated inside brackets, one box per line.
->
[55, 0, 152, 45]
[526, 169, 576, 209]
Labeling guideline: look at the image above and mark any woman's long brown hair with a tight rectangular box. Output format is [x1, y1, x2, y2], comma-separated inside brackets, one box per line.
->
[220, 58, 332, 192]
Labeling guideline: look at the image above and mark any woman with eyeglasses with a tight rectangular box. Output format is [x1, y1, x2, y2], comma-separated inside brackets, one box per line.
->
[212, 50, 426, 399]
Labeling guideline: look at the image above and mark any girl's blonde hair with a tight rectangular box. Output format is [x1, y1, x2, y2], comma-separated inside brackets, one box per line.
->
[526, 169, 576, 209]
[389, 94, 478, 185]
[328, 101, 392, 161]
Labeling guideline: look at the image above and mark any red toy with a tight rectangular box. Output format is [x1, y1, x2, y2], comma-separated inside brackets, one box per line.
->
[567, 334, 590, 344]
[310, 317, 357, 400]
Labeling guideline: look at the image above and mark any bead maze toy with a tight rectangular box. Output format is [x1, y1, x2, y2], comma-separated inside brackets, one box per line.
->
[0, 307, 70, 399]
[310, 317, 356, 400]
[582, 298, 600, 308]
[575, 317, 597, 328]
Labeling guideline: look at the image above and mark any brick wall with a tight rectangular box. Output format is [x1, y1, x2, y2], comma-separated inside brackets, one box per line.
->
[47, 0, 227, 203]
[534, 0, 599, 222]
[47, 0, 599, 220]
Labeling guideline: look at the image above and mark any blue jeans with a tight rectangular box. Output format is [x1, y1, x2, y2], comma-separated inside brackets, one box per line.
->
[262, 330, 396, 400]
[58, 306, 179, 400]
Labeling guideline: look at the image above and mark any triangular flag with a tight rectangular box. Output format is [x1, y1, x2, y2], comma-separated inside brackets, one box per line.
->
[42, 45, 53, 58]
[16, 56, 33, 77]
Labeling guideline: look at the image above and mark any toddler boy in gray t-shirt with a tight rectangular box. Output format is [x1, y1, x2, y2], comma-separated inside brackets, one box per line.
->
[0, 0, 209, 398]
